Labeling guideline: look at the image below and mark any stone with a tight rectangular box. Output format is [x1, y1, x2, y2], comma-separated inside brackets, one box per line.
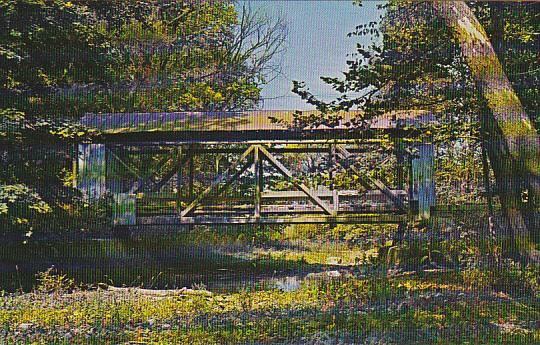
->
[274, 276, 301, 292]
[18, 323, 32, 331]
[306, 270, 342, 280]
[326, 257, 343, 265]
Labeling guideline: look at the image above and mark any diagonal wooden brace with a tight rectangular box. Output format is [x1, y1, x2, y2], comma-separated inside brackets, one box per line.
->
[335, 145, 406, 211]
[257, 145, 334, 215]
[146, 149, 192, 192]
[106, 147, 144, 180]
[181, 145, 255, 217]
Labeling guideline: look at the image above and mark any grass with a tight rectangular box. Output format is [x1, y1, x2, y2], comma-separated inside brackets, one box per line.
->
[1, 267, 538, 344]
[1, 223, 539, 344]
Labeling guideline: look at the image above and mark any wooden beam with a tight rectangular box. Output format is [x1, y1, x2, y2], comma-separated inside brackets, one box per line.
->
[180, 145, 255, 217]
[143, 149, 192, 193]
[138, 214, 407, 225]
[214, 159, 254, 200]
[394, 137, 405, 190]
[109, 139, 385, 147]
[106, 147, 143, 180]
[188, 204, 403, 214]
[95, 131, 392, 144]
[136, 189, 406, 202]
[257, 145, 334, 215]
[176, 148, 183, 214]
[119, 147, 377, 154]
[335, 145, 407, 211]
[254, 147, 261, 218]
[188, 153, 194, 200]
[330, 144, 339, 212]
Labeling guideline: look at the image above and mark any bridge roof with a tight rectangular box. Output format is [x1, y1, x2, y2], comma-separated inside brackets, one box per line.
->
[81, 110, 434, 143]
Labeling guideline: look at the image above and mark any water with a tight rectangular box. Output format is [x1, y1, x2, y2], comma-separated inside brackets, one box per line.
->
[273, 275, 302, 292]
[0, 235, 322, 293]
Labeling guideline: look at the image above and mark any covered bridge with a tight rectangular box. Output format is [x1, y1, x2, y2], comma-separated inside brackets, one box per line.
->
[76, 110, 436, 229]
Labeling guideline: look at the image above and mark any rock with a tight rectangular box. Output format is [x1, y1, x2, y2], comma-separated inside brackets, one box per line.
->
[274, 276, 301, 292]
[397, 301, 410, 312]
[325, 270, 341, 278]
[326, 257, 342, 265]
[306, 270, 342, 280]
[107, 286, 212, 297]
[18, 323, 32, 331]
[179, 287, 213, 296]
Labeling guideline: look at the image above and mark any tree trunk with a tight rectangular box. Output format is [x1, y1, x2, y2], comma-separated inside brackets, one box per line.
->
[430, 1, 539, 261]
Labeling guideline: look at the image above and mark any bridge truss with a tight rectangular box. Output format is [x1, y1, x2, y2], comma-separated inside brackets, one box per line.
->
[76, 111, 435, 228]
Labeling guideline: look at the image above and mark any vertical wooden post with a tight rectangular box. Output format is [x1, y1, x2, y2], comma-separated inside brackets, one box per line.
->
[176, 147, 183, 215]
[107, 146, 135, 226]
[330, 144, 339, 212]
[187, 151, 194, 229]
[411, 141, 435, 220]
[400, 113, 436, 220]
[77, 143, 106, 199]
[258, 154, 264, 193]
[188, 153, 194, 201]
[394, 137, 405, 190]
[254, 146, 261, 218]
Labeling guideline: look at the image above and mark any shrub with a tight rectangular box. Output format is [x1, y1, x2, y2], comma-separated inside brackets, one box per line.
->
[35, 267, 75, 294]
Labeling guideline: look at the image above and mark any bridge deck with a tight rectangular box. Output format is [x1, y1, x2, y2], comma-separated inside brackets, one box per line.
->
[81, 110, 434, 143]
[79, 111, 437, 226]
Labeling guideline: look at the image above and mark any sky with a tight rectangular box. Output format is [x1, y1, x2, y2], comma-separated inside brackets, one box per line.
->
[241, 1, 384, 110]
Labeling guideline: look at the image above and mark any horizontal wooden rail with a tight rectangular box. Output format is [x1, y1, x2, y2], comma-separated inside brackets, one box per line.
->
[137, 214, 407, 225]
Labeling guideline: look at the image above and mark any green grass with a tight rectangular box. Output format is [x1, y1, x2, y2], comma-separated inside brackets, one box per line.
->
[1, 224, 539, 344]
[1, 269, 538, 344]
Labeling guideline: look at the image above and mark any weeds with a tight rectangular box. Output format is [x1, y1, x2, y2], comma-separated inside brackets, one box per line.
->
[35, 266, 75, 294]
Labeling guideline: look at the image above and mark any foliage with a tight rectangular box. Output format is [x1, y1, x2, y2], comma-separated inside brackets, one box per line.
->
[0, 0, 113, 115]
[0, 108, 101, 236]
[35, 267, 75, 294]
[292, 2, 479, 121]
[330, 223, 395, 249]
[1, 0, 286, 115]
[471, 2, 540, 129]
[460, 263, 539, 296]
[0, 184, 51, 236]
[1, 267, 538, 344]
[0, 109, 98, 145]
[291, 1, 539, 243]
[0, 1, 286, 236]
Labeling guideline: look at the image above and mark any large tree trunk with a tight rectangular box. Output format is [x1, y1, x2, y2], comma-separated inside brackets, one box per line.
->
[430, 1, 539, 262]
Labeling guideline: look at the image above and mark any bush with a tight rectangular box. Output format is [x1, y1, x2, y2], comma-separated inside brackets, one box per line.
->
[35, 267, 75, 294]
[282, 224, 329, 241]
[330, 224, 396, 248]
[461, 262, 539, 295]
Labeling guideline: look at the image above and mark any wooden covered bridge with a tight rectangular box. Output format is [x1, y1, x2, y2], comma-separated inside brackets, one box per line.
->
[76, 110, 435, 229]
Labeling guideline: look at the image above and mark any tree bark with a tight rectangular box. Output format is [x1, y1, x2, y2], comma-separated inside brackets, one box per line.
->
[430, 1, 539, 261]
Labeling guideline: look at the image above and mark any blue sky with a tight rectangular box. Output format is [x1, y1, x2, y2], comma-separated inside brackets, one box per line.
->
[241, 1, 384, 110]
